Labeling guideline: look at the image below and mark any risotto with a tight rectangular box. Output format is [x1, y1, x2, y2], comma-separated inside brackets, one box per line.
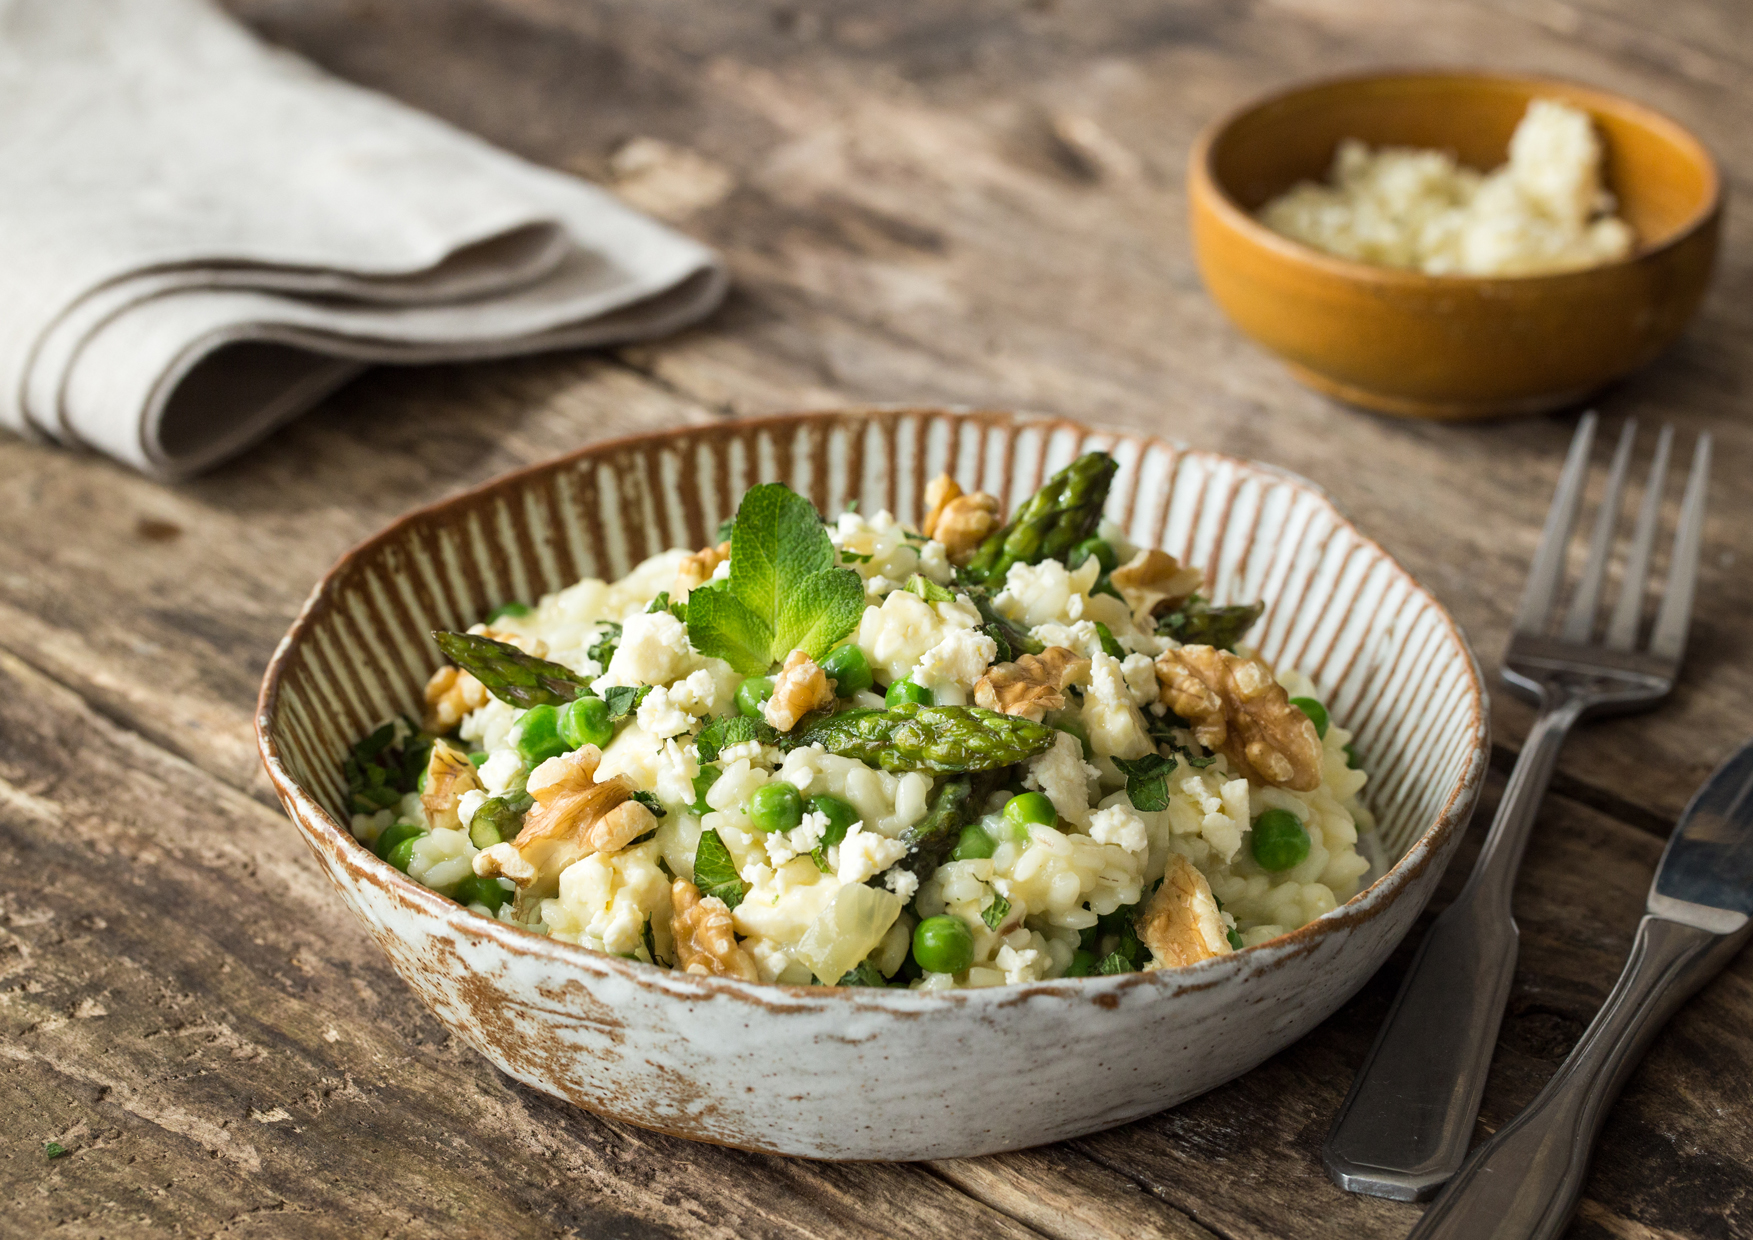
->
[343, 453, 1375, 988]
[1258, 98, 1635, 276]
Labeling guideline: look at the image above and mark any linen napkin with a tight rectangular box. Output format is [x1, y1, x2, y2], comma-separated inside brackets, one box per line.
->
[0, 0, 728, 479]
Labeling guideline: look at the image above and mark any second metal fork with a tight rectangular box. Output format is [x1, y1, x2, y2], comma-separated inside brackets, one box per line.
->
[1323, 413, 1712, 1201]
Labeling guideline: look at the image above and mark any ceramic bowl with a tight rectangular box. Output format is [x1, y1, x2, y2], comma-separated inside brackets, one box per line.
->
[1189, 71, 1722, 419]
[256, 408, 1488, 1159]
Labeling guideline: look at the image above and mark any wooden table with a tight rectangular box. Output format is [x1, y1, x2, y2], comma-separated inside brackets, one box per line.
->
[5, 1, 1749, 1235]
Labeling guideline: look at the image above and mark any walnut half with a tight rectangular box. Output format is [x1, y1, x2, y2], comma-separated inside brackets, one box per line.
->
[1110, 549, 1203, 630]
[921, 474, 1003, 566]
[676, 541, 731, 597]
[423, 665, 489, 733]
[671, 878, 759, 982]
[763, 649, 835, 732]
[1154, 645, 1322, 791]
[1139, 854, 1232, 969]
[421, 742, 484, 832]
[974, 646, 1091, 722]
[472, 745, 637, 915]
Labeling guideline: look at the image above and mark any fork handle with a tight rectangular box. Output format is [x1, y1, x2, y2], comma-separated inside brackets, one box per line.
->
[1406, 916, 1742, 1240]
[1324, 693, 1588, 1201]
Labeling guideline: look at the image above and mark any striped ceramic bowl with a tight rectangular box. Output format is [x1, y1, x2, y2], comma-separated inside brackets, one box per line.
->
[256, 408, 1487, 1159]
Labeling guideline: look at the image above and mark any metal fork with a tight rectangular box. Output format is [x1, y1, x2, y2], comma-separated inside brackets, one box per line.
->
[1323, 412, 1713, 1202]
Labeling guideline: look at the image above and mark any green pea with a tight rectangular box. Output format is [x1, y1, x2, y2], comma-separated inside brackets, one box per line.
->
[1004, 792, 1057, 829]
[454, 874, 507, 913]
[735, 676, 775, 719]
[468, 751, 489, 767]
[485, 601, 531, 623]
[912, 915, 975, 975]
[1251, 808, 1311, 872]
[1063, 949, 1098, 977]
[514, 704, 571, 767]
[690, 766, 721, 816]
[1067, 536, 1119, 575]
[884, 677, 932, 707]
[950, 823, 996, 861]
[385, 830, 427, 873]
[374, 820, 425, 860]
[1290, 696, 1329, 739]
[748, 781, 804, 834]
[807, 794, 859, 846]
[558, 695, 613, 750]
[820, 644, 874, 696]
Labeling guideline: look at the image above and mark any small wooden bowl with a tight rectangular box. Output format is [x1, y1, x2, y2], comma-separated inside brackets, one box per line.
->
[1188, 71, 1722, 419]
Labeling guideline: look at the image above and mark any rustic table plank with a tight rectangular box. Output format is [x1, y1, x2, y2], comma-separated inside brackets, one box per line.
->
[2, 0, 1749, 1235]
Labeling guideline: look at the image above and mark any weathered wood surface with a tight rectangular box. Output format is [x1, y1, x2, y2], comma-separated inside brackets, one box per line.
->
[4, 0, 1751, 1235]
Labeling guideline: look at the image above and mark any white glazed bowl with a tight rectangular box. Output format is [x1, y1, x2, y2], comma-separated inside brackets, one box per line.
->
[257, 408, 1487, 1159]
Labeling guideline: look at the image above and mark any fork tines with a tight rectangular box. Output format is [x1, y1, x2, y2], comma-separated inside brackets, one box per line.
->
[1513, 411, 1712, 659]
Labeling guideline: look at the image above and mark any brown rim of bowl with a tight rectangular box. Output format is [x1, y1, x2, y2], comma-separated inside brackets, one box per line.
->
[1189, 67, 1724, 288]
[255, 406, 1489, 1005]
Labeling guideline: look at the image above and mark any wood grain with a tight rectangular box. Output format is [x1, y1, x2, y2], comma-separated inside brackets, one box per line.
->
[3, 0, 1750, 1234]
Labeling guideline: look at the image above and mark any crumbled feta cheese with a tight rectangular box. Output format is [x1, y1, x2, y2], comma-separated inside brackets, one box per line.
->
[836, 825, 910, 885]
[1121, 652, 1160, 706]
[1089, 803, 1149, 854]
[456, 788, 488, 829]
[597, 610, 693, 689]
[995, 557, 1100, 630]
[636, 684, 694, 739]
[1025, 731, 1099, 828]
[1081, 652, 1154, 760]
[854, 589, 983, 685]
[884, 867, 920, 901]
[715, 739, 765, 765]
[912, 627, 997, 706]
[994, 944, 1047, 985]
[478, 749, 524, 798]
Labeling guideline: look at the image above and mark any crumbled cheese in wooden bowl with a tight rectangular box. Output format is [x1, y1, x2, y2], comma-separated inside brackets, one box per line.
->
[1258, 99, 1635, 276]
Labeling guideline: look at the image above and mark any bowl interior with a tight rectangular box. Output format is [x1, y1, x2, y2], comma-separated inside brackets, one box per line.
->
[1208, 71, 1717, 254]
[263, 410, 1484, 897]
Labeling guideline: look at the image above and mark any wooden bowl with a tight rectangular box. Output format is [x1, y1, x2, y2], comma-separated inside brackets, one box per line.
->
[1188, 71, 1722, 419]
[256, 408, 1488, 1158]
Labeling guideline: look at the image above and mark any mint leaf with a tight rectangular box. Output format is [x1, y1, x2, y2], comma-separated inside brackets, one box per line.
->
[981, 892, 1012, 930]
[836, 960, 887, 987]
[601, 685, 650, 722]
[1097, 951, 1136, 975]
[694, 715, 778, 762]
[686, 586, 772, 675]
[1093, 621, 1125, 660]
[774, 567, 865, 662]
[645, 592, 687, 621]
[693, 828, 745, 909]
[904, 574, 954, 603]
[691, 482, 865, 670]
[630, 790, 666, 819]
[1112, 752, 1178, 812]
[641, 914, 662, 966]
[587, 622, 621, 668]
[44, 1141, 68, 1159]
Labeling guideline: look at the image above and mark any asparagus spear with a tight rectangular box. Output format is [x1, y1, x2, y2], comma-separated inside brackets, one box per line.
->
[896, 770, 1005, 876]
[432, 631, 591, 709]
[794, 703, 1056, 773]
[1156, 597, 1264, 651]
[962, 451, 1118, 586]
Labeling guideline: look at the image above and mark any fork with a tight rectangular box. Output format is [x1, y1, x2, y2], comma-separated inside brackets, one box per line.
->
[1323, 412, 1713, 1202]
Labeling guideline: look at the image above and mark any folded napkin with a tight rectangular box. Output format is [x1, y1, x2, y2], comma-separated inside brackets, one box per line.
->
[0, 0, 727, 479]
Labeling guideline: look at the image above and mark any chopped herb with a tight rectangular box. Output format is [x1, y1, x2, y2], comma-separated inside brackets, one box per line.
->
[686, 483, 866, 675]
[836, 960, 887, 987]
[601, 685, 650, 722]
[845, 499, 859, 514]
[984, 624, 1014, 664]
[1096, 951, 1136, 975]
[43, 1141, 67, 1159]
[692, 828, 745, 909]
[1156, 596, 1264, 651]
[485, 600, 531, 623]
[963, 586, 1043, 657]
[344, 719, 431, 815]
[715, 515, 736, 543]
[1145, 712, 1218, 767]
[641, 915, 662, 966]
[646, 592, 689, 621]
[1345, 742, 1363, 770]
[1227, 927, 1245, 950]
[694, 714, 780, 763]
[433, 631, 591, 708]
[981, 892, 1012, 930]
[903, 574, 955, 603]
[1111, 752, 1177, 813]
[838, 550, 874, 564]
[1093, 621, 1125, 660]
[630, 790, 667, 818]
[587, 621, 622, 668]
